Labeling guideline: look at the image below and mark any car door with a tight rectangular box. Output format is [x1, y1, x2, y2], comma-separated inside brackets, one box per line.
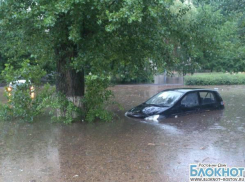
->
[199, 91, 219, 111]
[180, 92, 200, 115]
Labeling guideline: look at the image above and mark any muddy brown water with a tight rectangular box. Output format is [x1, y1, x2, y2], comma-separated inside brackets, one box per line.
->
[0, 85, 245, 182]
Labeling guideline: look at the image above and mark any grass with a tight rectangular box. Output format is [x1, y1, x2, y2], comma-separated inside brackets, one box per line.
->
[185, 72, 245, 85]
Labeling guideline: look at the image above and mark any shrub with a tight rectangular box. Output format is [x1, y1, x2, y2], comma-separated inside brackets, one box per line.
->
[41, 74, 120, 123]
[38, 86, 83, 124]
[83, 74, 118, 122]
[0, 60, 46, 122]
[185, 73, 245, 85]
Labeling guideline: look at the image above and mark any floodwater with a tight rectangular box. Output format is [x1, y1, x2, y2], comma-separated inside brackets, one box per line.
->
[0, 85, 245, 182]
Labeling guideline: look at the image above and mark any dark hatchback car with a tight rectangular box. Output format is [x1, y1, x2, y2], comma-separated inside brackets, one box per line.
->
[125, 88, 224, 119]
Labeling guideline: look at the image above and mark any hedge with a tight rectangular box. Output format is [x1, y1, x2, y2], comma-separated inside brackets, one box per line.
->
[185, 73, 245, 85]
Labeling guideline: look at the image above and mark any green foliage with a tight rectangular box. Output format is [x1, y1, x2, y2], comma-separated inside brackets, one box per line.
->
[169, 2, 225, 74]
[167, 1, 245, 74]
[111, 60, 155, 83]
[0, 55, 6, 82]
[0, 78, 82, 124]
[0, 59, 117, 123]
[185, 73, 245, 85]
[0, 104, 13, 121]
[36, 75, 118, 124]
[2, 60, 46, 85]
[40, 74, 119, 124]
[0, 0, 178, 79]
[83, 74, 116, 122]
[0, 60, 46, 122]
[38, 89, 82, 124]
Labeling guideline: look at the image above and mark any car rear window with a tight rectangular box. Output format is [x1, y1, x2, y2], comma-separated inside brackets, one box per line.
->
[199, 92, 216, 105]
[181, 92, 199, 107]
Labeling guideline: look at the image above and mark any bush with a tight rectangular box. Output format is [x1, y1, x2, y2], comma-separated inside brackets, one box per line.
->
[42, 74, 120, 123]
[38, 86, 83, 124]
[0, 60, 47, 122]
[83, 74, 118, 122]
[38, 74, 119, 124]
[185, 73, 245, 85]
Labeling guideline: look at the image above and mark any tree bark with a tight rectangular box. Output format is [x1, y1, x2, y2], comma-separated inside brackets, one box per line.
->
[55, 45, 84, 117]
[55, 43, 84, 96]
[56, 61, 84, 99]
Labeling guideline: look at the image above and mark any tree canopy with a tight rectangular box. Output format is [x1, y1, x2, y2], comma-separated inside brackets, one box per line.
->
[0, 0, 177, 74]
[1, 0, 244, 78]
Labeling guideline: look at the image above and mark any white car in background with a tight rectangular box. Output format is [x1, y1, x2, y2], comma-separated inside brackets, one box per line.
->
[6, 79, 35, 99]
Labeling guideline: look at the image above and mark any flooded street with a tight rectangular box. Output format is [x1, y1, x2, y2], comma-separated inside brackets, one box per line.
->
[0, 85, 245, 182]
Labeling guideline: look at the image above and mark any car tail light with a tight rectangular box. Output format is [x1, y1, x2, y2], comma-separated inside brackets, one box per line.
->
[30, 86, 35, 92]
[29, 86, 35, 99]
[7, 87, 12, 92]
[30, 92, 35, 99]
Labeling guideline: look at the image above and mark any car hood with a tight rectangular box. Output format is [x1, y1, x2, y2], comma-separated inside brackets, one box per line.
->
[126, 104, 169, 118]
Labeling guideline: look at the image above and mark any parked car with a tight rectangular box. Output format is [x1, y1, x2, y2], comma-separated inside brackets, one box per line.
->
[125, 88, 224, 119]
[6, 79, 35, 99]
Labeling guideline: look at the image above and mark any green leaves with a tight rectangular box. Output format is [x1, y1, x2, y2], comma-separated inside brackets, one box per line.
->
[43, 15, 56, 27]
[0, 0, 180, 78]
[83, 74, 115, 122]
[0, 60, 47, 122]
[2, 60, 46, 85]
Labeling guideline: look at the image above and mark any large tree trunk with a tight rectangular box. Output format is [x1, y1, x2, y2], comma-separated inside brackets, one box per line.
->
[56, 63, 84, 106]
[55, 45, 84, 117]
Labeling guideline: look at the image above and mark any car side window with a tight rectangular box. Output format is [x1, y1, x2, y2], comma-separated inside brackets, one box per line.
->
[199, 92, 216, 105]
[181, 92, 199, 108]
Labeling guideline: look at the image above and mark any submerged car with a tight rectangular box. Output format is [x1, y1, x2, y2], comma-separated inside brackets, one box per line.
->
[6, 79, 35, 99]
[125, 88, 224, 119]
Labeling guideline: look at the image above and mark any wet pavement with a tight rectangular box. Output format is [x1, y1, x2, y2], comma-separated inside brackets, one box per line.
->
[0, 85, 245, 182]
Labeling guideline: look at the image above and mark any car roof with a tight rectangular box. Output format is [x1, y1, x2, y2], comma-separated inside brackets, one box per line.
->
[9, 80, 31, 85]
[162, 88, 218, 94]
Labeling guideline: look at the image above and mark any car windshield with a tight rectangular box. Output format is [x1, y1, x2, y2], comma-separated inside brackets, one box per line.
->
[145, 91, 184, 106]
